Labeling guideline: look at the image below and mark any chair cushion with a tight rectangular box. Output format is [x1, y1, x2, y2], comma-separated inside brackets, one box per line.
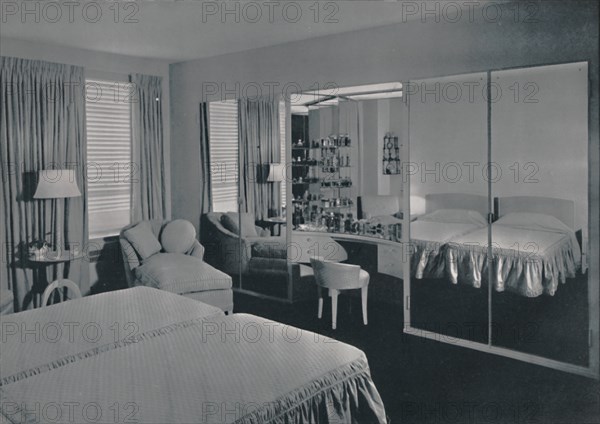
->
[221, 213, 258, 237]
[161, 219, 196, 253]
[251, 236, 287, 259]
[124, 221, 162, 259]
[135, 253, 232, 295]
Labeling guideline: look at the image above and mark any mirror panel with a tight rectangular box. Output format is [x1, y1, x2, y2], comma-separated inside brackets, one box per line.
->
[490, 63, 590, 365]
[408, 73, 489, 344]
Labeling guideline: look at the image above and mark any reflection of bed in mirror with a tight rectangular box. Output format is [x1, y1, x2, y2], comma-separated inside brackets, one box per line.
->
[446, 196, 582, 297]
[410, 193, 488, 279]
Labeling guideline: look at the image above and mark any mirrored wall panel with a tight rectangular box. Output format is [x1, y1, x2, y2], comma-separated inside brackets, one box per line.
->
[490, 62, 589, 365]
[287, 84, 409, 308]
[408, 73, 490, 344]
[201, 98, 291, 301]
[406, 62, 595, 374]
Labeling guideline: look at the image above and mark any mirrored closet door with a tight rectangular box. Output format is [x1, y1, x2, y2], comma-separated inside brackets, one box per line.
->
[406, 62, 598, 377]
[408, 72, 490, 344]
[490, 62, 590, 367]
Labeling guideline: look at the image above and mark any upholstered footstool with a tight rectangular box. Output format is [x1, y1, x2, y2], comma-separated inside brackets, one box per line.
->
[135, 253, 234, 313]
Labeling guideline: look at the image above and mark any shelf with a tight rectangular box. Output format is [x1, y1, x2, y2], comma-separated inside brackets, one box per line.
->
[292, 199, 319, 204]
[292, 181, 319, 185]
[291, 132, 355, 226]
[321, 181, 352, 188]
[322, 205, 352, 210]
[320, 165, 352, 169]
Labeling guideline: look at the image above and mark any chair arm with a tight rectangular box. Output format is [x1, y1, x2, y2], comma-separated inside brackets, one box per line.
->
[204, 228, 252, 275]
[187, 240, 205, 260]
[119, 237, 140, 288]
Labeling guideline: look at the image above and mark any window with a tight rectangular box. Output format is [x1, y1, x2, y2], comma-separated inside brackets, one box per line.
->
[208, 99, 287, 213]
[209, 100, 239, 212]
[85, 78, 132, 239]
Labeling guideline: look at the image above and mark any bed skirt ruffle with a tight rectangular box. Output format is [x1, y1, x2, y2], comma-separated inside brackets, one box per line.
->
[410, 239, 448, 279]
[446, 240, 580, 297]
[233, 357, 387, 424]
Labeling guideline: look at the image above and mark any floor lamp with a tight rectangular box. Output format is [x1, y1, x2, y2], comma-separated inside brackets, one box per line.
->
[34, 169, 81, 257]
[266, 163, 285, 217]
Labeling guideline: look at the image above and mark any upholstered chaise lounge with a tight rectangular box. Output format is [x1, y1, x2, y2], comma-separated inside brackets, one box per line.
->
[119, 219, 233, 313]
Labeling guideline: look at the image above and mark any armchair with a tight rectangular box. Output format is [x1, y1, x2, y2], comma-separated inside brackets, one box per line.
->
[119, 219, 233, 313]
[202, 212, 314, 302]
[202, 212, 281, 276]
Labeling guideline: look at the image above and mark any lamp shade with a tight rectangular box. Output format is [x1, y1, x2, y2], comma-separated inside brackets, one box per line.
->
[410, 195, 426, 215]
[266, 163, 286, 182]
[34, 170, 81, 199]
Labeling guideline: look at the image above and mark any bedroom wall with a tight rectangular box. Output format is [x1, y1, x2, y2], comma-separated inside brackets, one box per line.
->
[169, 1, 599, 241]
[360, 98, 406, 202]
[0, 37, 172, 294]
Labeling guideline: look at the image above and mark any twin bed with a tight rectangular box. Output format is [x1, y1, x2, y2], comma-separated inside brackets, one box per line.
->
[0, 287, 387, 424]
[410, 194, 582, 297]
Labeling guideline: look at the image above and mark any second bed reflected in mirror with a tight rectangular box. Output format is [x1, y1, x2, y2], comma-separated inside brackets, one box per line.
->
[407, 62, 590, 367]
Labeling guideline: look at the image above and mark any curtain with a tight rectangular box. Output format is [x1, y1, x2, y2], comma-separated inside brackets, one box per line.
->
[238, 97, 281, 221]
[0, 56, 88, 311]
[130, 74, 166, 222]
[198, 102, 212, 240]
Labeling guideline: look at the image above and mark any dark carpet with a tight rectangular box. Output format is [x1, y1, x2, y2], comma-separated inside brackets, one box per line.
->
[234, 287, 600, 424]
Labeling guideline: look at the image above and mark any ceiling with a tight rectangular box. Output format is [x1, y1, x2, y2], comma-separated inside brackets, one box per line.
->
[0, 1, 503, 62]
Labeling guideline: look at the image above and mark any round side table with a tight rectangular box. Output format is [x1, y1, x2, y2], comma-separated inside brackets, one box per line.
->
[28, 251, 83, 308]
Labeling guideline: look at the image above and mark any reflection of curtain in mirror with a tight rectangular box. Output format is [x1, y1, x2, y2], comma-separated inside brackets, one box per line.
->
[198, 102, 212, 239]
[238, 97, 281, 220]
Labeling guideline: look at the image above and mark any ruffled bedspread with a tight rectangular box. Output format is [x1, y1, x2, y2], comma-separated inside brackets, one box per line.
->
[410, 220, 484, 279]
[446, 224, 581, 297]
[410, 238, 448, 279]
[1, 289, 387, 424]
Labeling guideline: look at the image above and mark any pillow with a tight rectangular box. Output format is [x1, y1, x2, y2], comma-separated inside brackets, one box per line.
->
[124, 221, 162, 260]
[161, 220, 197, 253]
[221, 213, 258, 237]
[496, 212, 571, 233]
[419, 209, 487, 226]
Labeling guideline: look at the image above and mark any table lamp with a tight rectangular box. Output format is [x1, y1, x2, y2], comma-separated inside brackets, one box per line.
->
[267, 163, 285, 217]
[34, 169, 81, 257]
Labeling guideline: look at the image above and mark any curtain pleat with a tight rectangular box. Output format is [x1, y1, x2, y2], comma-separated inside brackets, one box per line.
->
[238, 97, 281, 221]
[130, 74, 166, 222]
[0, 56, 88, 311]
[199, 102, 212, 239]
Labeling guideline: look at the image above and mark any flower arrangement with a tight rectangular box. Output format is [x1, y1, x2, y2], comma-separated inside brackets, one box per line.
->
[28, 235, 52, 259]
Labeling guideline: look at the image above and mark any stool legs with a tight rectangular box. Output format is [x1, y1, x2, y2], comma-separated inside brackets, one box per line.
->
[361, 286, 368, 325]
[317, 286, 368, 329]
[317, 286, 323, 319]
[330, 289, 339, 330]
